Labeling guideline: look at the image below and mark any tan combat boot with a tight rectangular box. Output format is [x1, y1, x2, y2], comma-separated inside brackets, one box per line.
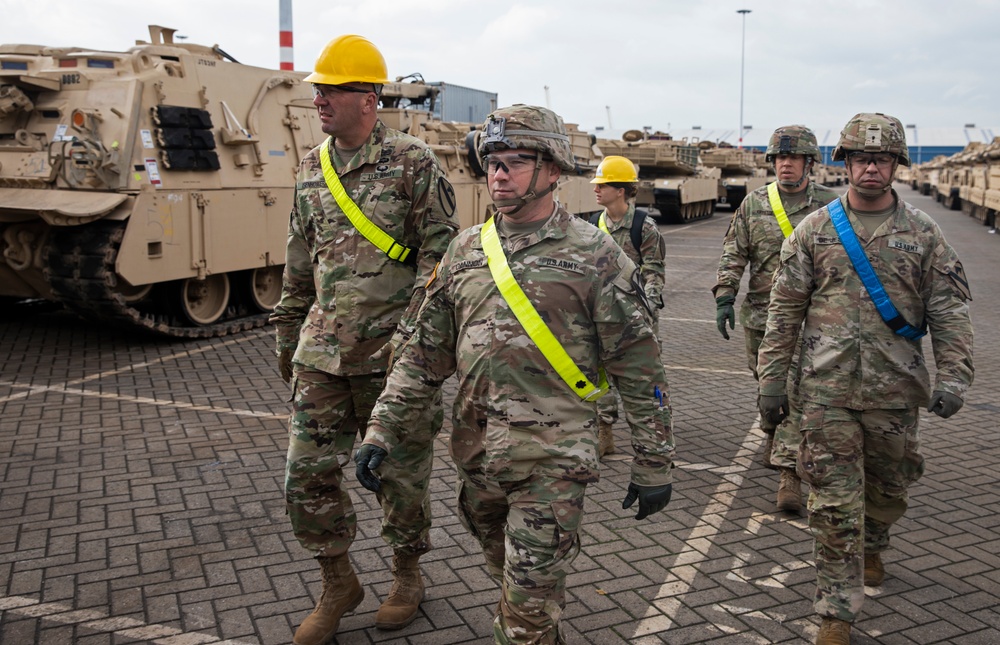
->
[598, 422, 616, 458]
[864, 552, 885, 587]
[375, 553, 425, 630]
[776, 468, 802, 513]
[815, 617, 851, 644]
[293, 555, 364, 645]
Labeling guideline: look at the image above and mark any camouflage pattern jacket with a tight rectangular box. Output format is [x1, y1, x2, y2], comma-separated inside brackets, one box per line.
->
[364, 205, 675, 486]
[270, 120, 459, 376]
[758, 193, 974, 409]
[602, 203, 667, 309]
[713, 181, 840, 330]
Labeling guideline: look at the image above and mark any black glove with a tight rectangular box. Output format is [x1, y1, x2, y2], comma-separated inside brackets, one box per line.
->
[715, 295, 736, 340]
[928, 391, 963, 419]
[354, 444, 388, 493]
[622, 482, 672, 520]
[278, 347, 294, 383]
[759, 394, 789, 427]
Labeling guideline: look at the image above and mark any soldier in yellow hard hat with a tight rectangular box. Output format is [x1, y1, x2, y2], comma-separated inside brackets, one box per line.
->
[758, 113, 974, 645]
[269, 34, 458, 644]
[589, 155, 666, 457]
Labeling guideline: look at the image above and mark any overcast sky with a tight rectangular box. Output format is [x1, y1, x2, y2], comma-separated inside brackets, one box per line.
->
[5, 0, 998, 136]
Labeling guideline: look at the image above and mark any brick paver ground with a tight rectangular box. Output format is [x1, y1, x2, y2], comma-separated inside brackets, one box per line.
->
[2, 185, 998, 644]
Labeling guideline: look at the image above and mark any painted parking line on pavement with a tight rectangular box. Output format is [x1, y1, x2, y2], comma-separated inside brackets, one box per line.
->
[628, 418, 799, 639]
[0, 330, 266, 405]
[0, 595, 257, 645]
[0, 380, 284, 420]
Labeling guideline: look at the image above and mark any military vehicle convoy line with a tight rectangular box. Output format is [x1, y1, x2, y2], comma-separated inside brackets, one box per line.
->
[698, 141, 767, 210]
[899, 138, 1000, 229]
[2, 26, 743, 338]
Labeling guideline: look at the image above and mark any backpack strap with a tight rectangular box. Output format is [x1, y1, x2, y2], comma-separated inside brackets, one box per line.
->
[630, 208, 648, 264]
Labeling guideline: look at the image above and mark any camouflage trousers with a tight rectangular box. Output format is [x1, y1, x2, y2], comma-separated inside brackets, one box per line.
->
[745, 327, 802, 469]
[456, 467, 586, 645]
[596, 385, 620, 429]
[798, 404, 924, 622]
[285, 367, 442, 558]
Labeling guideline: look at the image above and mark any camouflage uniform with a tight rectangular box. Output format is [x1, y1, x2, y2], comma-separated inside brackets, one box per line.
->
[363, 206, 675, 644]
[757, 192, 974, 622]
[713, 180, 839, 467]
[596, 202, 667, 432]
[270, 119, 458, 558]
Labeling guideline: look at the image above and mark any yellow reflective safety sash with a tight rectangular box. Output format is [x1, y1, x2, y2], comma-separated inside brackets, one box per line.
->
[767, 182, 794, 239]
[480, 217, 609, 402]
[319, 137, 416, 264]
[597, 211, 610, 235]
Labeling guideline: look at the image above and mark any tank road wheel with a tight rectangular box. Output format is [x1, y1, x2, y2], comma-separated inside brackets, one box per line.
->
[114, 279, 153, 304]
[177, 274, 230, 326]
[248, 265, 283, 312]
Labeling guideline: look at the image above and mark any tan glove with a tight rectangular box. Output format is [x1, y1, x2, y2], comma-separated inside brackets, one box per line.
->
[278, 347, 294, 383]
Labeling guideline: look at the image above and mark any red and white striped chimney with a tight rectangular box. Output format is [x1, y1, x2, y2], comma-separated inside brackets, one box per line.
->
[279, 0, 293, 70]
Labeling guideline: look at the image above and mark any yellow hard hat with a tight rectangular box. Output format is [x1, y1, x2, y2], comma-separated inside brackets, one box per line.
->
[590, 155, 638, 183]
[304, 35, 389, 86]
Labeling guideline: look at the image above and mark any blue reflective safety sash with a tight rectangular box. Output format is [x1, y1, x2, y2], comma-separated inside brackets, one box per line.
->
[826, 199, 926, 340]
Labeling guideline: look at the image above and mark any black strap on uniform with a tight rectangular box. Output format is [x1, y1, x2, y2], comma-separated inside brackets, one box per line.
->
[589, 208, 648, 265]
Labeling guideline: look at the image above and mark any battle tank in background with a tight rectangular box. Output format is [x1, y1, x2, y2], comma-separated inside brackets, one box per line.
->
[934, 142, 984, 211]
[0, 26, 601, 337]
[697, 140, 767, 210]
[596, 129, 721, 223]
[811, 162, 847, 187]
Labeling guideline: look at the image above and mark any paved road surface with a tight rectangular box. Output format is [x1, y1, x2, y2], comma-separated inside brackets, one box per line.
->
[2, 185, 998, 644]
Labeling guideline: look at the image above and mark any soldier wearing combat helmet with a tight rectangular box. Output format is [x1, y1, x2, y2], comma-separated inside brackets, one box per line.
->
[355, 105, 675, 644]
[589, 155, 667, 458]
[757, 113, 974, 645]
[269, 34, 458, 644]
[712, 125, 838, 513]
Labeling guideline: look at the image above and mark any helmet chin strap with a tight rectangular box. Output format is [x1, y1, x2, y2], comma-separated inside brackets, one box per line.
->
[777, 159, 812, 189]
[491, 157, 558, 214]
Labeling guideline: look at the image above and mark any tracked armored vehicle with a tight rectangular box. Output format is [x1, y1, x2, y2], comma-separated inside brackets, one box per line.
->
[0, 27, 601, 337]
[698, 141, 767, 210]
[597, 130, 720, 224]
[0, 25, 317, 337]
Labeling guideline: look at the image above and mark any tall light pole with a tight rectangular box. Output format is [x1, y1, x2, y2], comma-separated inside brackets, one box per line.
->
[737, 9, 751, 149]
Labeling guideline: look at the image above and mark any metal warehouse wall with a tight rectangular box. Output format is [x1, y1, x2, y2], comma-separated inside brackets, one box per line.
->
[428, 82, 497, 124]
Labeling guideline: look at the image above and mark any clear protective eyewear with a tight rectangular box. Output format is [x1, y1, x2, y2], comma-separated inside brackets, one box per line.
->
[847, 152, 896, 168]
[484, 152, 539, 175]
[311, 84, 374, 100]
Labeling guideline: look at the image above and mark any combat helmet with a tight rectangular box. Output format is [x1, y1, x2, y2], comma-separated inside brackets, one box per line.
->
[832, 112, 911, 167]
[304, 35, 390, 87]
[477, 105, 577, 213]
[478, 104, 577, 172]
[765, 125, 821, 163]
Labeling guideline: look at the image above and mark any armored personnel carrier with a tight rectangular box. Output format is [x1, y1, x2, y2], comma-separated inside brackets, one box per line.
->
[0, 27, 600, 337]
[698, 141, 766, 209]
[0, 25, 317, 337]
[596, 130, 720, 223]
